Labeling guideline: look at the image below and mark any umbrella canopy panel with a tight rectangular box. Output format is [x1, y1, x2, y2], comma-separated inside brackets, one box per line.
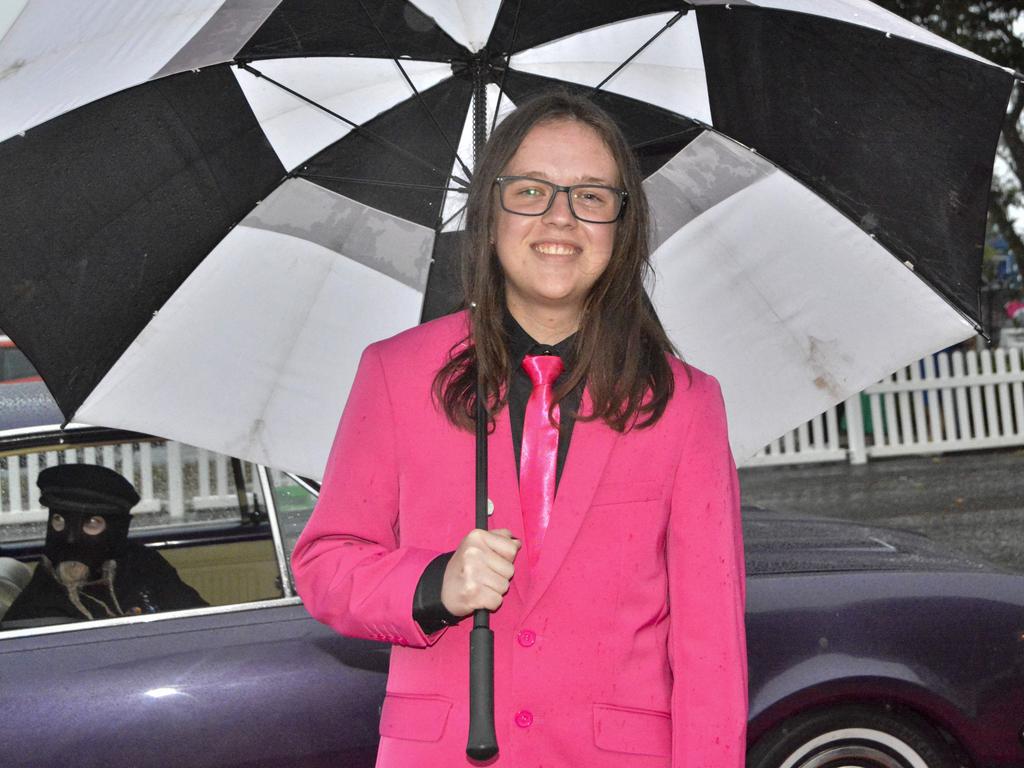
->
[0, 66, 285, 418]
[644, 131, 973, 458]
[698, 5, 1010, 323]
[77, 183, 432, 476]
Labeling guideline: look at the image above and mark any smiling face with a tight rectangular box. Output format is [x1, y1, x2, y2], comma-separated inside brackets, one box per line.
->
[493, 119, 620, 333]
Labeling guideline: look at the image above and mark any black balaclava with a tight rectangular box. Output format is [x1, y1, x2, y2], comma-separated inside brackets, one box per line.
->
[39, 464, 140, 576]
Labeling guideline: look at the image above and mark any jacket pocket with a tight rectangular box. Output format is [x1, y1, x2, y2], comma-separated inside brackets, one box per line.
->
[593, 703, 672, 757]
[379, 692, 453, 742]
[589, 480, 663, 507]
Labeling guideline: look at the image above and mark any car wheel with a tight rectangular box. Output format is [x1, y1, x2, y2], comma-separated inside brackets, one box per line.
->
[747, 704, 958, 768]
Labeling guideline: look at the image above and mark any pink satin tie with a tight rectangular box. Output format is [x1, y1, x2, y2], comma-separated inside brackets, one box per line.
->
[520, 354, 564, 571]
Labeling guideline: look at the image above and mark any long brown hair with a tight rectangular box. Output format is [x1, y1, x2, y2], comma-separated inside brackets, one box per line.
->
[433, 91, 681, 432]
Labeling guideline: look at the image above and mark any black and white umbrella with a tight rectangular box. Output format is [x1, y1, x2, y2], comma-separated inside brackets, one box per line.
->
[0, 0, 1013, 478]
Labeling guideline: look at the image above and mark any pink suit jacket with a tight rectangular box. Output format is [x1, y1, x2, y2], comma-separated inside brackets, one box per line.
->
[292, 311, 747, 767]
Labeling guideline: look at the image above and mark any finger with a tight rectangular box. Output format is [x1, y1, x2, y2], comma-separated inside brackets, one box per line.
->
[448, 547, 510, 585]
[489, 529, 522, 548]
[475, 585, 505, 612]
[456, 530, 495, 562]
[483, 533, 522, 561]
[474, 568, 511, 596]
[455, 559, 510, 596]
[448, 571, 509, 614]
[484, 551, 515, 580]
[464, 527, 520, 547]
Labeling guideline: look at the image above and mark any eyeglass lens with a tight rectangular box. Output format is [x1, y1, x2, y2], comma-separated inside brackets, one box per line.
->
[499, 178, 621, 222]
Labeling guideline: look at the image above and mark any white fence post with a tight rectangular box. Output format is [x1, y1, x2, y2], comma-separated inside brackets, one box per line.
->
[938, 352, 955, 445]
[166, 441, 185, 518]
[967, 351, 986, 440]
[25, 452, 40, 512]
[923, 355, 943, 447]
[952, 352, 970, 442]
[120, 444, 134, 490]
[845, 394, 867, 465]
[101, 444, 116, 471]
[1012, 349, 1024, 435]
[216, 454, 229, 500]
[996, 348, 1013, 438]
[7, 455, 21, 513]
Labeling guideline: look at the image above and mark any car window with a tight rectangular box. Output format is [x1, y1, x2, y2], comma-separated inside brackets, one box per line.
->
[0, 339, 38, 384]
[0, 430, 287, 631]
[263, 471, 319, 591]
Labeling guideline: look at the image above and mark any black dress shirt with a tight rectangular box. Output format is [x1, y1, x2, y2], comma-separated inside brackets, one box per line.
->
[412, 314, 583, 633]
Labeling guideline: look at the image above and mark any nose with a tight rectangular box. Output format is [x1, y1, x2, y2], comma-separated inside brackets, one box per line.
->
[65, 524, 80, 544]
[542, 188, 576, 226]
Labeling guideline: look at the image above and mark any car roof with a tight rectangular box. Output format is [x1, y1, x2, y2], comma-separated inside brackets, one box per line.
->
[742, 505, 993, 576]
[0, 381, 63, 431]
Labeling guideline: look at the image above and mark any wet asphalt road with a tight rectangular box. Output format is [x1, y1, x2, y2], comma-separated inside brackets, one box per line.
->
[738, 447, 1024, 573]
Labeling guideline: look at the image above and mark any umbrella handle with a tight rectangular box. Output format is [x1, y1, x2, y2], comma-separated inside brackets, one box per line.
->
[467, 386, 498, 760]
[467, 619, 497, 760]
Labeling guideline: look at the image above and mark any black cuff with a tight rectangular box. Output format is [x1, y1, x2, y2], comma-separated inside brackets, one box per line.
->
[413, 552, 462, 634]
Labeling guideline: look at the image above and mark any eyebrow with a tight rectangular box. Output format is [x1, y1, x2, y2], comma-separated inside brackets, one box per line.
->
[513, 170, 619, 186]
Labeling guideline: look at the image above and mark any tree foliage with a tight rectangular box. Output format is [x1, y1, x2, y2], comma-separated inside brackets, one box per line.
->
[874, 0, 1024, 279]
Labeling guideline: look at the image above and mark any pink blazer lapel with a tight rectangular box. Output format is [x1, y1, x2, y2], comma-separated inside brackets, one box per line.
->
[520, 390, 620, 617]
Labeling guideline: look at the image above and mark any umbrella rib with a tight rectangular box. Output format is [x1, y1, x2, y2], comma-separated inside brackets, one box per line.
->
[590, 9, 687, 94]
[237, 62, 448, 179]
[630, 129, 702, 151]
[299, 173, 467, 193]
[441, 203, 468, 230]
[354, 0, 472, 181]
[490, 0, 524, 137]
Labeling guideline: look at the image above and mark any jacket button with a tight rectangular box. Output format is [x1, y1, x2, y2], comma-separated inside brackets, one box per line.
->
[514, 710, 533, 728]
[517, 629, 536, 647]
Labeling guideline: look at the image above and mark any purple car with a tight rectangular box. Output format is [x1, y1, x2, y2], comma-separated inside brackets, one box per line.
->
[1, 421, 1022, 768]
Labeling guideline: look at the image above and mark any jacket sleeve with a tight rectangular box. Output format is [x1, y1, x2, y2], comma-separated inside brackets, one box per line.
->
[667, 373, 747, 767]
[291, 343, 445, 648]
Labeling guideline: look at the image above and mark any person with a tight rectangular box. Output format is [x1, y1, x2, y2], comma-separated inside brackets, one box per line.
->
[4, 463, 207, 623]
[292, 91, 746, 766]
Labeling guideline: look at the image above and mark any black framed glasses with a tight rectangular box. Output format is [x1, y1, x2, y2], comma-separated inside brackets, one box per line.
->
[494, 176, 627, 224]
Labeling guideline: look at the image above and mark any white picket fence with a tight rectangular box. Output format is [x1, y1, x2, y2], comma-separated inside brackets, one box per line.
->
[3, 347, 1022, 521]
[742, 347, 1024, 466]
[0, 440, 258, 525]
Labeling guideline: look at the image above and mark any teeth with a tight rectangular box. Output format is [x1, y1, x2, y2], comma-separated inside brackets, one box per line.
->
[533, 243, 578, 255]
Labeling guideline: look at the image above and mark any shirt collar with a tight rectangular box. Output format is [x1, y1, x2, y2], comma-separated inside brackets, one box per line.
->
[503, 309, 577, 367]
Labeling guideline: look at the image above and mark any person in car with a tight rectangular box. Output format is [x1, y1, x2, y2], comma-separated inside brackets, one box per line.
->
[4, 463, 207, 623]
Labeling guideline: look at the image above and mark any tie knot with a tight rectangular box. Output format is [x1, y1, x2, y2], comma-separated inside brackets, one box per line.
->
[522, 354, 564, 387]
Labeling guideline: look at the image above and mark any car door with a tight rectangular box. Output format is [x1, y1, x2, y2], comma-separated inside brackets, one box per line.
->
[0, 426, 386, 768]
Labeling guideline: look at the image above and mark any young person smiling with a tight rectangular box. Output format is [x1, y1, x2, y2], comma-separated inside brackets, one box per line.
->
[293, 92, 747, 767]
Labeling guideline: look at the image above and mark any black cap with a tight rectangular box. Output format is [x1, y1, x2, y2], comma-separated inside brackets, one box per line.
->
[37, 464, 140, 514]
